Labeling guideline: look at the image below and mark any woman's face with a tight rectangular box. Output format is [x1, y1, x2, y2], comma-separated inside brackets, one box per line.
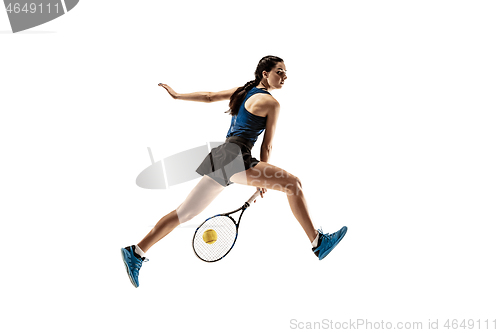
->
[264, 62, 287, 89]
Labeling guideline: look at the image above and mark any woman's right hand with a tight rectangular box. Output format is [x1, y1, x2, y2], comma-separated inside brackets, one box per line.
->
[158, 83, 178, 99]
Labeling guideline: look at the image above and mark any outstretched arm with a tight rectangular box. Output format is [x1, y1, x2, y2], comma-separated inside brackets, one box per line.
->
[158, 83, 238, 103]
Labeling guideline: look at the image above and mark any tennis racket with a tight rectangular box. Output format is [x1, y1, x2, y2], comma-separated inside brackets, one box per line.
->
[192, 189, 261, 262]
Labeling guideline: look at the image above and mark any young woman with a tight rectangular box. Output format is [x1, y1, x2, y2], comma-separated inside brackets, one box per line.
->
[121, 56, 347, 288]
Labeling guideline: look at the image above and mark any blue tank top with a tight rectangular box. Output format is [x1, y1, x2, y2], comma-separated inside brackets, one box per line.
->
[226, 87, 270, 144]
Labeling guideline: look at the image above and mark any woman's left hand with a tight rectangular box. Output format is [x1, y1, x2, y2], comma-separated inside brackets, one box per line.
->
[158, 83, 179, 99]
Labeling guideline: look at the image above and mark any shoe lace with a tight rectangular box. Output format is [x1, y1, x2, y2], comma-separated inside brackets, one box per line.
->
[318, 228, 336, 245]
[323, 233, 335, 244]
[132, 257, 149, 272]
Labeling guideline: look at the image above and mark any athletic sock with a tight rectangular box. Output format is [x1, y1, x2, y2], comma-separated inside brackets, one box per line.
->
[134, 245, 146, 258]
[311, 232, 320, 248]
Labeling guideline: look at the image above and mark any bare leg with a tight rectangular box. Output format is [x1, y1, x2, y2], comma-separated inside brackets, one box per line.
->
[230, 162, 318, 242]
[137, 210, 180, 253]
[137, 176, 225, 253]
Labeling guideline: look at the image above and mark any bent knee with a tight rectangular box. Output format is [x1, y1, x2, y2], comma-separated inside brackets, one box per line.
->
[284, 175, 302, 195]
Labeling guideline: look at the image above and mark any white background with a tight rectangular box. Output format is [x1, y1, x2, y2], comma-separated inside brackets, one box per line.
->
[1, 1, 499, 332]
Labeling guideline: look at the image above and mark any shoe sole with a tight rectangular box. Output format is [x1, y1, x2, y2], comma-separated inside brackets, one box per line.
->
[121, 248, 138, 288]
[319, 226, 348, 260]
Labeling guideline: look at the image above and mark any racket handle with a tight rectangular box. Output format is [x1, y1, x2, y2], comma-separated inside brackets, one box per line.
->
[245, 189, 261, 206]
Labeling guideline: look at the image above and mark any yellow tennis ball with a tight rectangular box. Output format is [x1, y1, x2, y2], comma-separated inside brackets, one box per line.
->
[203, 229, 217, 244]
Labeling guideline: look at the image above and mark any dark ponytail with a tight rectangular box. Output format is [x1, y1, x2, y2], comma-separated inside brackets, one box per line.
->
[226, 55, 284, 116]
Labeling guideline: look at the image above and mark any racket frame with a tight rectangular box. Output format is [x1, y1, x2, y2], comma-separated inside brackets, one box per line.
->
[192, 190, 260, 262]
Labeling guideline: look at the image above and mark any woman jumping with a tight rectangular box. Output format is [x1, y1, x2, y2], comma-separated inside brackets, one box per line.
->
[121, 56, 347, 288]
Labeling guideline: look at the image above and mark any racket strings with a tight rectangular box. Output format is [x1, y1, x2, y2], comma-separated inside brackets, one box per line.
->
[193, 215, 237, 262]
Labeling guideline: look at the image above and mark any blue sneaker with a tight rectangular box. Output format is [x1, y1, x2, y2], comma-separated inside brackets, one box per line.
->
[121, 245, 148, 288]
[312, 226, 348, 260]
